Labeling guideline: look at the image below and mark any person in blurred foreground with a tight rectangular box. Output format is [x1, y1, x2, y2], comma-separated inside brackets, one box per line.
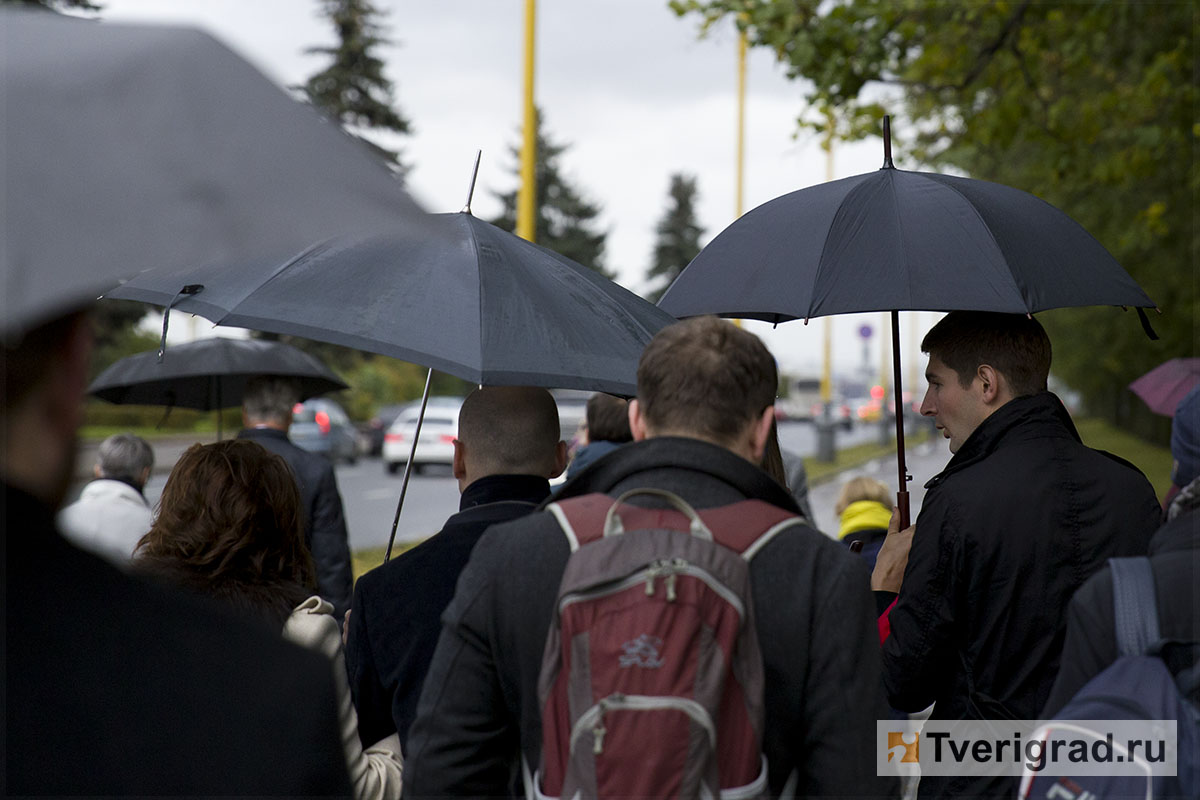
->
[135, 439, 404, 799]
[58, 431, 155, 564]
[345, 386, 567, 752]
[4, 310, 350, 795]
[238, 375, 353, 619]
[871, 311, 1161, 799]
[403, 316, 893, 799]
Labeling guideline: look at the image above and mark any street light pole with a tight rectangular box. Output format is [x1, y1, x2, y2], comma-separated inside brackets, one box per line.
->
[516, 0, 537, 242]
[816, 110, 838, 462]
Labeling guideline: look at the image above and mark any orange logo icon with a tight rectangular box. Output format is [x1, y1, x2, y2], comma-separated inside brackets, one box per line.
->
[887, 732, 920, 763]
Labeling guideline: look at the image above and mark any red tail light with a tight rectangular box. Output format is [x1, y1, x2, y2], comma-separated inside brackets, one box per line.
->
[315, 410, 331, 435]
[439, 434, 456, 444]
[384, 433, 404, 443]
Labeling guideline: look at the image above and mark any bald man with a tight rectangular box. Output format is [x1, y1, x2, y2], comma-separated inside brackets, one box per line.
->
[344, 386, 567, 750]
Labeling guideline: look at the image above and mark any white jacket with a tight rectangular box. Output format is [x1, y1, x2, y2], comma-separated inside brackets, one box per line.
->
[285, 596, 404, 800]
[57, 479, 152, 565]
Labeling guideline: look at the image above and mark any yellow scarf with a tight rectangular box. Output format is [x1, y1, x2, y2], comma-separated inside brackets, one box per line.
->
[838, 500, 893, 540]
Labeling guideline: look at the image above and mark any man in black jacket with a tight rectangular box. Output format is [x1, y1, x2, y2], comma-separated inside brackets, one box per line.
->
[5, 310, 351, 795]
[345, 386, 567, 750]
[403, 317, 894, 799]
[238, 375, 353, 619]
[872, 311, 1161, 798]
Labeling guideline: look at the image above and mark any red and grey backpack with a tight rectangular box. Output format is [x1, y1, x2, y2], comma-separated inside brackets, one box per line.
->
[529, 488, 802, 800]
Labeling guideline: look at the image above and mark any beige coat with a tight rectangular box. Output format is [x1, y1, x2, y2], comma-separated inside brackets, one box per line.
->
[285, 596, 403, 800]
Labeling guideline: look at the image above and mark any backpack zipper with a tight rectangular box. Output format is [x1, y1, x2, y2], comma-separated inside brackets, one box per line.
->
[559, 560, 745, 618]
[570, 694, 717, 756]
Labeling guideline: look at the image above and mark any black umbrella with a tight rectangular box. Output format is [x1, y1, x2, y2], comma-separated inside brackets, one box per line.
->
[108, 160, 676, 556]
[88, 338, 347, 438]
[1, 7, 428, 340]
[660, 119, 1157, 526]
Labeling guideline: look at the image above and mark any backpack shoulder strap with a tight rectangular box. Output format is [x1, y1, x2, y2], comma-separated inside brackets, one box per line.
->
[546, 494, 802, 558]
[696, 500, 803, 560]
[1109, 556, 1161, 657]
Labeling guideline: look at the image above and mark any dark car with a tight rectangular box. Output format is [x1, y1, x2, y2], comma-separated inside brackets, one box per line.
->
[290, 398, 358, 464]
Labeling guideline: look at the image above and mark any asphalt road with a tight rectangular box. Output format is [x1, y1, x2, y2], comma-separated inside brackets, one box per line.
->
[96, 419, 952, 552]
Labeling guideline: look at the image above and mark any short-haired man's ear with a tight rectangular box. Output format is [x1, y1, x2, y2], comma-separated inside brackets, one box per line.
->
[748, 406, 775, 463]
[628, 399, 650, 442]
[977, 365, 1002, 404]
[451, 439, 467, 481]
[550, 440, 568, 479]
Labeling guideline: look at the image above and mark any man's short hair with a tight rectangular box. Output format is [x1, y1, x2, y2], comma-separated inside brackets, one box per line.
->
[242, 376, 301, 425]
[457, 386, 561, 476]
[586, 393, 632, 444]
[921, 311, 1051, 397]
[97, 433, 155, 486]
[3, 311, 87, 412]
[636, 316, 777, 446]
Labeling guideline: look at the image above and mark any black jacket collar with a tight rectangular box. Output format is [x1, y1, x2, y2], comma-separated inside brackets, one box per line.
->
[548, 436, 799, 513]
[927, 392, 1079, 489]
[459, 474, 550, 513]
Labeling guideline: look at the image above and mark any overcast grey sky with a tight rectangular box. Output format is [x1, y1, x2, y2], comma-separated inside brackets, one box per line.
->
[98, 0, 935, 383]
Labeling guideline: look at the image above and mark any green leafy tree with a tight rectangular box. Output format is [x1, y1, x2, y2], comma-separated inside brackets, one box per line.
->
[490, 108, 613, 279]
[672, 0, 1195, 435]
[646, 173, 704, 302]
[303, 0, 410, 168]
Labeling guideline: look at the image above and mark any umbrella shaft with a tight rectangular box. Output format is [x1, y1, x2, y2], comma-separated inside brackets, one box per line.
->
[385, 368, 434, 561]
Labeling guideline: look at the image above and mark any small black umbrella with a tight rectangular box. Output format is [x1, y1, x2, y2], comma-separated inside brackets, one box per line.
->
[1, 7, 427, 340]
[660, 119, 1157, 526]
[88, 338, 347, 437]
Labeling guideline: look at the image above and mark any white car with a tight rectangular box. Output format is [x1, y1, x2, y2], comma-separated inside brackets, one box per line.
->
[382, 397, 464, 475]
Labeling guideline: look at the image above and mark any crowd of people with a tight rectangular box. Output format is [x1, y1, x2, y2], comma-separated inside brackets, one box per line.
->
[4, 306, 1196, 798]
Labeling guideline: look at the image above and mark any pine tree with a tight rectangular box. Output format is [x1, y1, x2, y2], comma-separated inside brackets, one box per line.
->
[646, 174, 703, 302]
[302, 0, 410, 168]
[490, 109, 612, 279]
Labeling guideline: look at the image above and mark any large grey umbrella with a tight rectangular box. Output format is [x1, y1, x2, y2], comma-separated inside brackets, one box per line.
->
[108, 211, 675, 397]
[660, 118, 1156, 526]
[1, 7, 428, 340]
[89, 338, 347, 411]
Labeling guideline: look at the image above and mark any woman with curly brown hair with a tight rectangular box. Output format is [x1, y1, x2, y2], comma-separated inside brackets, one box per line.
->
[135, 440, 403, 800]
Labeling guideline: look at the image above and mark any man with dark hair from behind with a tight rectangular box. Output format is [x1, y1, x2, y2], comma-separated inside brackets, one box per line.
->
[4, 310, 351, 795]
[345, 386, 568, 751]
[238, 375, 353, 620]
[564, 391, 631, 479]
[871, 311, 1161, 799]
[403, 316, 893, 798]
[59, 432, 155, 564]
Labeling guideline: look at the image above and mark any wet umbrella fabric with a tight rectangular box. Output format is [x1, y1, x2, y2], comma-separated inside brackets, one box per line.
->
[659, 166, 1155, 322]
[1129, 358, 1200, 417]
[88, 338, 348, 411]
[659, 162, 1155, 526]
[1, 7, 427, 340]
[109, 212, 676, 397]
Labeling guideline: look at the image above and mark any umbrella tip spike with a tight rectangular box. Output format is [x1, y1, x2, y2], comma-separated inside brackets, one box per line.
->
[882, 115, 895, 169]
[461, 150, 482, 214]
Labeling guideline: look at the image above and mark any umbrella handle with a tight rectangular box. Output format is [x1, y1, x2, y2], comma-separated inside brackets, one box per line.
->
[385, 368, 434, 562]
[891, 310, 911, 529]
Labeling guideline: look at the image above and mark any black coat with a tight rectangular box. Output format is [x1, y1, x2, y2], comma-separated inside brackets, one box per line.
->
[882, 392, 1161, 798]
[1042, 509, 1200, 715]
[345, 474, 550, 749]
[403, 437, 895, 799]
[4, 482, 351, 796]
[238, 426, 353, 618]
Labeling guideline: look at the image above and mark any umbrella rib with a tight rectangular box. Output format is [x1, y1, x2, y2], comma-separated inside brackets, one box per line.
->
[210, 238, 339, 323]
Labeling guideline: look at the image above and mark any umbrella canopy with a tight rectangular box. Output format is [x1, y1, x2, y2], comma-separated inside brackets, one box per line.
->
[109, 212, 677, 397]
[1129, 358, 1200, 417]
[659, 167, 1155, 321]
[658, 122, 1156, 526]
[88, 337, 347, 411]
[1, 7, 428, 340]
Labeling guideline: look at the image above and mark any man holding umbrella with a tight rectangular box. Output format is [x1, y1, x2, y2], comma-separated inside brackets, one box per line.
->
[871, 311, 1161, 799]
